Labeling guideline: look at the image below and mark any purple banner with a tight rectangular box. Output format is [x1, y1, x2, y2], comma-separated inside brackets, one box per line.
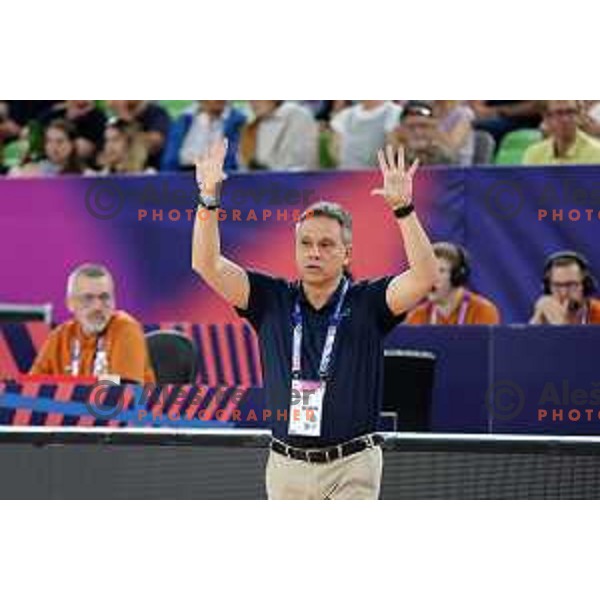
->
[1, 166, 599, 324]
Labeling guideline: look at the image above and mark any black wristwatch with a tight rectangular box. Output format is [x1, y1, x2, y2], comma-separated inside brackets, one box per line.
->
[198, 194, 220, 210]
[393, 203, 415, 219]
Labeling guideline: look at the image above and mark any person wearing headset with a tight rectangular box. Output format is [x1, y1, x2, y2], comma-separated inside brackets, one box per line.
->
[530, 251, 600, 325]
[406, 241, 500, 325]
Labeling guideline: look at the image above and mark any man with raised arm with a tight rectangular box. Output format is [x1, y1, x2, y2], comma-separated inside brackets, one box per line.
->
[192, 140, 436, 500]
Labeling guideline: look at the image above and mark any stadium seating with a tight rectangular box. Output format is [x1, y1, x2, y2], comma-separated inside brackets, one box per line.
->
[494, 128, 543, 165]
[145, 329, 199, 384]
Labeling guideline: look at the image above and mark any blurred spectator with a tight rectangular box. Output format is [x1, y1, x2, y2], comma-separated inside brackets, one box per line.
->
[433, 101, 475, 165]
[407, 242, 500, 325]
[30, 263, 155, 383]
[470, 101, 542, 145]
[0, 101, 57, 144]
[299, 101, 326, 116]
[239, 101, 318, 170]
[330, 101, 401, 168]
[40, 101, 106, 167]
[530, 251, 600, 324]
[579, 100, 600, 138]
[523, 100, 600, 165]
[161, 101, 245, 172]
[1, 101, 58, 172]
[107, 101, 171, 169]
[94, 118, 150, 174]
[0, 102, 9, 174]
[304, 100, 351, 122]
[391, 101, 456, 166]
[10, 119, 83, 176]
[315, 100, 352, 123]
[311, 101, 351, 169]
[0, 101, 19, 146]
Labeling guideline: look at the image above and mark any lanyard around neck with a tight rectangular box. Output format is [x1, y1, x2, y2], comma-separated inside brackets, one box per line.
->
[292, 278, 349, 381]
[578, 303, 589, 325]
[582, 303, 589, 324]
[430, 291, 471, 325]
[70, 335, 106, 376]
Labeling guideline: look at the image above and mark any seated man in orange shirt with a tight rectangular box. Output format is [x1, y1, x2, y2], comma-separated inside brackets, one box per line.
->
[30, 263, 155, 383]
[530, 251, 600, 325]
[406, 242, 500, 325]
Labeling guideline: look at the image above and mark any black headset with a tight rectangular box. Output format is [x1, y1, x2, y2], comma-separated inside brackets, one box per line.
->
[542, 250, 597, 296]
[449, 244, 471, 288]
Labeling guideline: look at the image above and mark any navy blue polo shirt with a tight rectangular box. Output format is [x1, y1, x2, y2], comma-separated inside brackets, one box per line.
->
[236, 270, 405, 448]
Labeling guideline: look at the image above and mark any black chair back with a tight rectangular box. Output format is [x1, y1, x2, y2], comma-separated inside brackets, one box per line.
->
[145, 330, 198, 385]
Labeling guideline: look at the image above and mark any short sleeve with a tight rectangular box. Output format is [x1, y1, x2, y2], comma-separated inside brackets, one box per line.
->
[383, 103, 403, 132]
[363, 276, 406, 334]
[29, 327, 60, 375]
[235, 270, 286, 330]
[110, 320, 149, 384]
[330, 108, 350, 134]
[474, 298, 501, 325]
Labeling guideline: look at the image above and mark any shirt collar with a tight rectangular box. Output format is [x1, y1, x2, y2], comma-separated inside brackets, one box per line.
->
[555, 128, 585, 159]
[73, 314, 113, 341]
[297, 276, 347, 312]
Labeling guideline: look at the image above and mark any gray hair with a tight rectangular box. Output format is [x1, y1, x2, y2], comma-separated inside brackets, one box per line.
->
[66, 263, 114, 297]
[297, 201, 353, 246]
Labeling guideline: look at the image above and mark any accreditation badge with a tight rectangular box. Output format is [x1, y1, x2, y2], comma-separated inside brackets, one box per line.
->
[288, 379, 325, 437]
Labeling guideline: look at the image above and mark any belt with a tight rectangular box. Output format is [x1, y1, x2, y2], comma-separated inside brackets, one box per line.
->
[270, 434, 383, 464]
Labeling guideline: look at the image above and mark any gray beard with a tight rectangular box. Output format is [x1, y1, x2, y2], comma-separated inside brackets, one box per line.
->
[82, 319, 109, 336]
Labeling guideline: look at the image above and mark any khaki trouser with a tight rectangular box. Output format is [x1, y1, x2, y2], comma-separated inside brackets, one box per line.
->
[266, 445, 383, 500]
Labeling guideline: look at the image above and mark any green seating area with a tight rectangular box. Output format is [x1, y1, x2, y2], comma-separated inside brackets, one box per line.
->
[1, 139, 28, 169]
[494, 128, 543, 165]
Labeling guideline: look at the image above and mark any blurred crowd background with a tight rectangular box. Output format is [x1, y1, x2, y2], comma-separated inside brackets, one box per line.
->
[1, 100, 600, 177]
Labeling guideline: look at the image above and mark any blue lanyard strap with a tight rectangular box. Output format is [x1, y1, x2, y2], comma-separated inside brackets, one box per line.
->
[292, 278, 349, 380]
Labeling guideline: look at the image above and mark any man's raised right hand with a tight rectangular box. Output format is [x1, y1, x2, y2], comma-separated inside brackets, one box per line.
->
[195, 138, 228, 197]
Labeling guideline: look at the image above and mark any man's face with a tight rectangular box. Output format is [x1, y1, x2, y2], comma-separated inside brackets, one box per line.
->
[428, 257, 453, 303]
[45, 127, 73, 165]
[548, 263, 585, 305]
[403, 115, 436, 150]
[295, 216, 351, 285]
[545, 101, 579, 140]
[68, 275, 115, 335]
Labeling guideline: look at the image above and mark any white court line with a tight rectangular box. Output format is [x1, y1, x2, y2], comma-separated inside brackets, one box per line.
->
[0, 426, 600, 445]
[0, 425, 271, 437]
